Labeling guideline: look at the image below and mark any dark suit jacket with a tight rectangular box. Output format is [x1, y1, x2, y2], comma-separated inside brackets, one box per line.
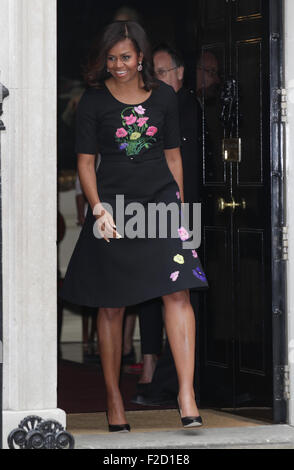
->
[177, 87, 202, 204]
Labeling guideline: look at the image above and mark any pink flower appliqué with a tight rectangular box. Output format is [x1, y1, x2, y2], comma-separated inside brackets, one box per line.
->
[178, 226, 189, 241]
[116, 128, 128, 138]
[170, 271, 179, 282]
[176, 191, 180, 200]
[192, 250, 198, 258]
[146, 126, 158, 136]
[137, 117, 149, 127]
[124, 114, 137, 125]
[134, 106, 146, 115]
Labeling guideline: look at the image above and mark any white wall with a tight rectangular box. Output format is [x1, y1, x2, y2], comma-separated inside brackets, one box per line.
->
[0, 0, 65, 448]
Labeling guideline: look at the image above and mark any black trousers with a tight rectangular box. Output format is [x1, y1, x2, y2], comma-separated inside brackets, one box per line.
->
[124, 300, 163, 355]
[138, 297, 163, 355]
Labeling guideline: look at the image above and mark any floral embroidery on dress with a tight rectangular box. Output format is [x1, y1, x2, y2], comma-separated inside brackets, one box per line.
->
[178, 227, 190, 241]
[170, 271, 180, 282]
[192, 249, 198, 258]
[115, 106, 158, 156]
[192, 268, 207, 282]
[173, 254, 185, 264]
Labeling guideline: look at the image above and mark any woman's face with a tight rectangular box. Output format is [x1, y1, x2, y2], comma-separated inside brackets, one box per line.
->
[106, 38, 143, 83]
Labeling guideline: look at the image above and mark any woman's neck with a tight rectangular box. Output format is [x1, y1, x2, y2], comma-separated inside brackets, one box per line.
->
[107, 73, 145, 94]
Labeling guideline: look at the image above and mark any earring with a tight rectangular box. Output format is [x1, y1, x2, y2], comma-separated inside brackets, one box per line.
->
[137, 61, 143, 72]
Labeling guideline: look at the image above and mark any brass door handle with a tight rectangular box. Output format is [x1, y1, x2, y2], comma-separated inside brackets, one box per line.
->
[218, 197, 246, 212]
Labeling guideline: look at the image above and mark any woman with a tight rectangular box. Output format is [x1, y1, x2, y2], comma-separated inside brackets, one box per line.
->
[61, 21, 208, 432]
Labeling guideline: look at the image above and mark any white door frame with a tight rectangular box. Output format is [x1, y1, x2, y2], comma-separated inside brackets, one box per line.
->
[0, 0, 65, 449]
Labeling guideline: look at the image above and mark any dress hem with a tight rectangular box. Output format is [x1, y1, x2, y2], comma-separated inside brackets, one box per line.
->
[60, 280, 208, 309]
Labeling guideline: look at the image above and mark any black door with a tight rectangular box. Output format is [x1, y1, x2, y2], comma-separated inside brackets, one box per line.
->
[197, 0, 274, 409]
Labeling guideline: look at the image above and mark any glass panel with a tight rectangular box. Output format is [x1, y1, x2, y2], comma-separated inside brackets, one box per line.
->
[237, 229, 266, 373]
[237, 0, 262, 19]
[197, 45, 226, 184]
[203, 0, 226, 25]
[204, 228, 230, 366]
[236, 40, 262, 184]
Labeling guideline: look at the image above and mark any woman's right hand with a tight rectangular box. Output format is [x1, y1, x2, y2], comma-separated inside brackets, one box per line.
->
[93, 202, 122, 243]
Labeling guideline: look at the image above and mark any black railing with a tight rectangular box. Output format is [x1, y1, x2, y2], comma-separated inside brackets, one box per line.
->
[0, 82, 9, 449]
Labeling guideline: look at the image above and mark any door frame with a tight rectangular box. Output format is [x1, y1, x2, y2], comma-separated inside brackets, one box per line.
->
[269, 0, 288, 424]
[0, 82, 8, 449]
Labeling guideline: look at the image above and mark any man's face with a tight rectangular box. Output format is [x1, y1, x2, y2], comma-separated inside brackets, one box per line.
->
[196, 52, 220, 98]
[153, 51, 183, 93]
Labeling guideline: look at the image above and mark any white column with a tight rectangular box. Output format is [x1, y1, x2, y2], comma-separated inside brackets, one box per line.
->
[0, 0, 66, 448]
[285, 0, 294, 427]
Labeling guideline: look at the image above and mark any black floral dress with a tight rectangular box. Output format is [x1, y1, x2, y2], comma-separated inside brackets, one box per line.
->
[60, 80, 208, 308]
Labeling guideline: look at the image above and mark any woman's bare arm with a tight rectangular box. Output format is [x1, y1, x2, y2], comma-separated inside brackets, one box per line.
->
[77, 153, 101, 211]
[77, 153, 121, 241]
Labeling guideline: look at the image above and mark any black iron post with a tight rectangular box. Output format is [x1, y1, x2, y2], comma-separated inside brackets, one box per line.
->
[0, 82, 9, 449]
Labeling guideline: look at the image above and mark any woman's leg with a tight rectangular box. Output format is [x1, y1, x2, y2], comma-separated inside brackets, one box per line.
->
[82, 312, 89, 352]
[161, 289, 200, 417]
[90, 309, 98, 346]
[139, 354, 158, 383]
[97, 306, 127, 424]
[123, 311, 136, 356]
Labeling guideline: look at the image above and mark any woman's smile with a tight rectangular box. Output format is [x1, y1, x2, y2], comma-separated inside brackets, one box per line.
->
[115, 70, 128, 78]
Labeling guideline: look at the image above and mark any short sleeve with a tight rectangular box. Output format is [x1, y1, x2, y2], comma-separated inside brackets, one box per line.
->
[75, 90, 99, 155]
[163, 86, 181, 149]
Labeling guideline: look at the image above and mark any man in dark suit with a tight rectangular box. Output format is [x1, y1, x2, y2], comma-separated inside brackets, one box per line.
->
[131, 44, 203, 407]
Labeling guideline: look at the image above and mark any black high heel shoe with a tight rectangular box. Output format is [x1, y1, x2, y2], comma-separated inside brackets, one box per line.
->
[177, 398, 203, 428]
[106, 411, 131, 433]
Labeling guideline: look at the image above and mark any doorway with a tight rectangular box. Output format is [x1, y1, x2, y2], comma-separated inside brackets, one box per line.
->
[57, 0, 286, 423]
[196, 0, 287, 424]
[198, 0, 273, 409]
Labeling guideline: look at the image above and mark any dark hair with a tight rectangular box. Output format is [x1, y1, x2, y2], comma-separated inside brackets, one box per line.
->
[153, 43, 185, 68]
[113, 6, 143, 24]
[84, 21, 158, 91]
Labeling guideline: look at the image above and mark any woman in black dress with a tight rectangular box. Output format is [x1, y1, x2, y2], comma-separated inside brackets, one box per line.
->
[61, 21, 208, 431]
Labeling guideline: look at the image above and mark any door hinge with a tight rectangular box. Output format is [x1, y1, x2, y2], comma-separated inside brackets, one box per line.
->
[274, 226, 288, 261]
[0, 81, 9, 131]
[0, 340, 2, 364]
[272, 88, 287, 123]
[275, 365, 290, 401]
[281, 226, 288, 261]
[278, 88, 287, 123]
[283, 365, 290, 400]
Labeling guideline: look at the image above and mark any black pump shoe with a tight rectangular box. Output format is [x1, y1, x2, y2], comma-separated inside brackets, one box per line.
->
[177, 398, 203, 428]
[106, 411, 131, 433]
